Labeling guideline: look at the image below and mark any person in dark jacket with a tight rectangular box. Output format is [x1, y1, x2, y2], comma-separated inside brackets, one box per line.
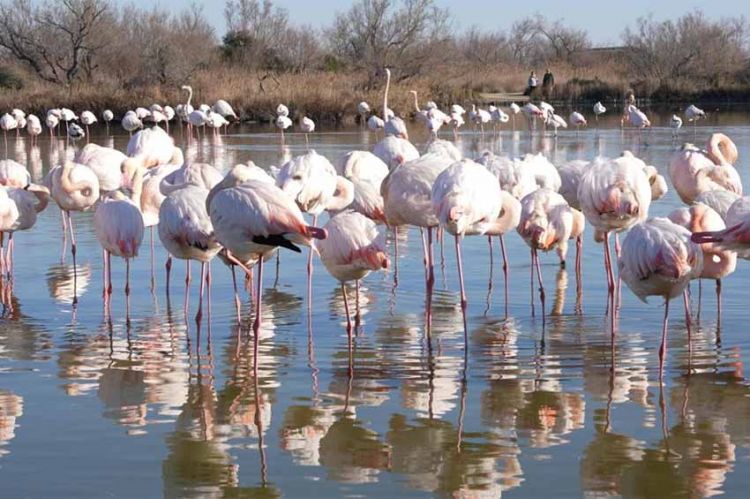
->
[542, 68, 555, 100]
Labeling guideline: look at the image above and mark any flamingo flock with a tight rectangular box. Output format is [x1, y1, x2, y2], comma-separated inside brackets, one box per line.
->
[0, 71, 745, 381]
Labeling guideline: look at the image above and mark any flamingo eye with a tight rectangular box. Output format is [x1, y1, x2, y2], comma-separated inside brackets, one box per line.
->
[292, 175, 302, 181]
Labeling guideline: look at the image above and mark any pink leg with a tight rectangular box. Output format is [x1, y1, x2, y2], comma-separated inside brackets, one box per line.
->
[231, 265, 241, 324]
[659, 299, 670, 377]
[184, 260, 191, 318]
[454, 234, 468, 335]
[499, 235, 509, 316]
[307, 214, 317, 307]
[7, 233, 13, 279]
[150, 227, 156, 293]
[534, 248, 546, 324]
[393, 226, 399, 286]
[716, 279, 722, 327]
[253, 258, 264, 378]
[67, 211, 78, 305]
[575, 235, 583, 314]
[125, 258, 131, 324]
[341, 283, 353, 338]
[196, 261, 206, 324]
[530, 249, 535, 317]
[165, 256, 172, 297]
[683, 289, 692, 356]
[354, 280, 361, 329]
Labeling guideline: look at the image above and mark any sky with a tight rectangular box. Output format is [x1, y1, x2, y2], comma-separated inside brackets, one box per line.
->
[140, 0, 744, 45]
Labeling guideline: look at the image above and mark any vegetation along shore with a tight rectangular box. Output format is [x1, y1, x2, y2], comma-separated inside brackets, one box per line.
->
[0, 0, 748, 124]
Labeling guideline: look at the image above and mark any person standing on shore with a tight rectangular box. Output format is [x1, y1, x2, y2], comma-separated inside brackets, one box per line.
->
[525, 71, 538, 96]
[542, 68, 555, 100]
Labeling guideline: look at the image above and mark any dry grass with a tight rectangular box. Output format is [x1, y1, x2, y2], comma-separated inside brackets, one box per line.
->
[1, 62, 748, 124]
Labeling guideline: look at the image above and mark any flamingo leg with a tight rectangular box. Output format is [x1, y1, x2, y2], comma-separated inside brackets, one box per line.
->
[454, 234, 468, 337]
[575, 235, 583, 314]
[253, 257, 264, 378]
[6, 233, 13, 279]
[104, 250, 111, 319]
[354, 280, 361, 330]
[499, 234, 509, 317]
[530, 249, 535, 317]
[697, 279, 702, 321]
[392, 226, 399, 286]
[307, 215, 317, 307]
[274, 250, 280, 288]
[184, 260, 191, 318]
[150, 227, 156, 294]
[125, 258, 131, 325]
[231, 265, 241, 324]
[659, 298, 670, 376]
[534, 248, 546, 324]
[165, 255, 172, 298]
[67, 211, 78, 305]
[196, 261, 206, 324]
[683, 289, 692, 357]
[716, 279, 722, 327]
[341, 283, 353, 339]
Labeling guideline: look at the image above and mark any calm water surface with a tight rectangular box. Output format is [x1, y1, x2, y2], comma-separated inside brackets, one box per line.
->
[2, 110, 750, 497]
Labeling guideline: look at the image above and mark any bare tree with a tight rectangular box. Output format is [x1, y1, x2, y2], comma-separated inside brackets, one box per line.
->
[327, 0, 453, 79]
[534, 16, 590, 63]
[0, 0, 110, 85]
[223, 0, 289, 67]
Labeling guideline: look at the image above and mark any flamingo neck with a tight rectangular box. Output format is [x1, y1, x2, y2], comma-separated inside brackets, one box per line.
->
[325, 176, 354, 212]
[383, 69, 391, 123]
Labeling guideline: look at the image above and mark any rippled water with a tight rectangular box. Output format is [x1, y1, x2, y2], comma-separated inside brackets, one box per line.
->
[2, 110, 750, 497]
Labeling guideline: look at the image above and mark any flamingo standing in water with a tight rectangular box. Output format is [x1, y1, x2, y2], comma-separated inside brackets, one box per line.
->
[381, 152, 453, 287]
[668, 133, 741, 204]
[208, 173, 328, 375]
[669, 203, 737, 323]
[0, 184, 49, 278]
[382, 69, 408, 139]
[517, 188, 584, 320]
[318, 211, 389, 336]
[593, 101, 606, 127]
[102, 110, 114, 134]
[578, 154, 651, 323]
[26, 115, 42, 146]
[158, 183, 221, 322]
[619, 218, 703, 373]
[300, 116, 315, 149]
[431, 159, 502, 333]
[124, 127, 184, 171]
[45, 161, 100, 303]
[276, 151, 354, 302]
[94, 185, 145, 320]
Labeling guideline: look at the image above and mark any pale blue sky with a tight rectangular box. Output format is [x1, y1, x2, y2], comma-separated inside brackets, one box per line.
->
[140, 0, 743, 45]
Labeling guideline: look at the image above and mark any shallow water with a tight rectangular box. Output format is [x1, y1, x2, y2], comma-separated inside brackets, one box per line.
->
[2, 110, 750, 498]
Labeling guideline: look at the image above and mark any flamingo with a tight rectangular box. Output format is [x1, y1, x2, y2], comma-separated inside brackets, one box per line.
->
[569, 111, 587, 134]
[208, 173, 327, 375]
[670, 115, 683, 138]
[102, 110, 114, 134]
[517, 188, 584, 318]
[45, 112, 60, 137]
[476, 152, 536, 200]
[694, 190, 739, 221]
[357, 101, 370, 125]
[0, 184, 49, 278]
[685, 104, 706, 135]
[521, 102, 544, 130]
[121, 111, 143, 135]
[94, 182, 145, 320]
[470, 104, 492, 134]
[489, 105, 509, 132]
[593, 101, 606, 127]
[80, 111, 97, 139]
[276, 150, 354, 300]
[206, 111, 228, 136]
[158, 183, 221, 322]
[212, 99, 238, 121]
[276, 115, 292, 145]
[124, 126, 184, 171]
[382, 69, 408, 139]
[300, 116, 315, 148]
[545, 111, 567, 137]
[509, 102, 521, 128]
[619, 218, 703, 373]
[625, 104, 651, 134]
[334, 151, 389, 223]
[669, 203, 736, 322]
[187, 109, 208, 139]
[425, 139, 462, 161]
[67, 123, 85, 146]
[74, 143, 127, 194]
[578, 154, 652, 319]
[367, 114, 385, 134]
[318, 211, 389, 336]
[381, 152, 453, 286]
[0, 113, 17, 150]
[45, 161, 100, 303]
[668, 133, 741, 204]
[484, 191, 522, 315]
[276, 103, 289, 117]
[432, 159, 502, 331]
[372, 135, 419, 170]
[26, 114, 42, 146]
[0, 159, 31, 188]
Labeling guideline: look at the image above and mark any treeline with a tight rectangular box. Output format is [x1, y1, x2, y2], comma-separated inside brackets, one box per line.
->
[0, 0, 748, 121]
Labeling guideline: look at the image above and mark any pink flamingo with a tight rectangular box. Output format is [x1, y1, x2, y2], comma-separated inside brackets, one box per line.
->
[208, 171, 327, 376]
[318, 211, 389, 336]
[0, 184, 49, 277]
[668, 133, 741, 204]
[619, 218, 703, 374]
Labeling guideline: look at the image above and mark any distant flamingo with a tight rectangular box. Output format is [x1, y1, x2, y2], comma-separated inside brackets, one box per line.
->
[80, 111, 97, 139]
[569, 111, 587, 134]
[619, 218, 703, 373]
[593, 102, 606, 127]
[0, 184, 49, 278]
[318, 211, 389, 336]
[357, 101, 371, 125]
[26, 115, 42, 145]
[121, 111, 142, 135]
[124, 127, 184, 171]
[670, 115, 683, 138]
[102, 110, 114, 134]
[300, 116, 315, 148]
[382, 69, 408, 139]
